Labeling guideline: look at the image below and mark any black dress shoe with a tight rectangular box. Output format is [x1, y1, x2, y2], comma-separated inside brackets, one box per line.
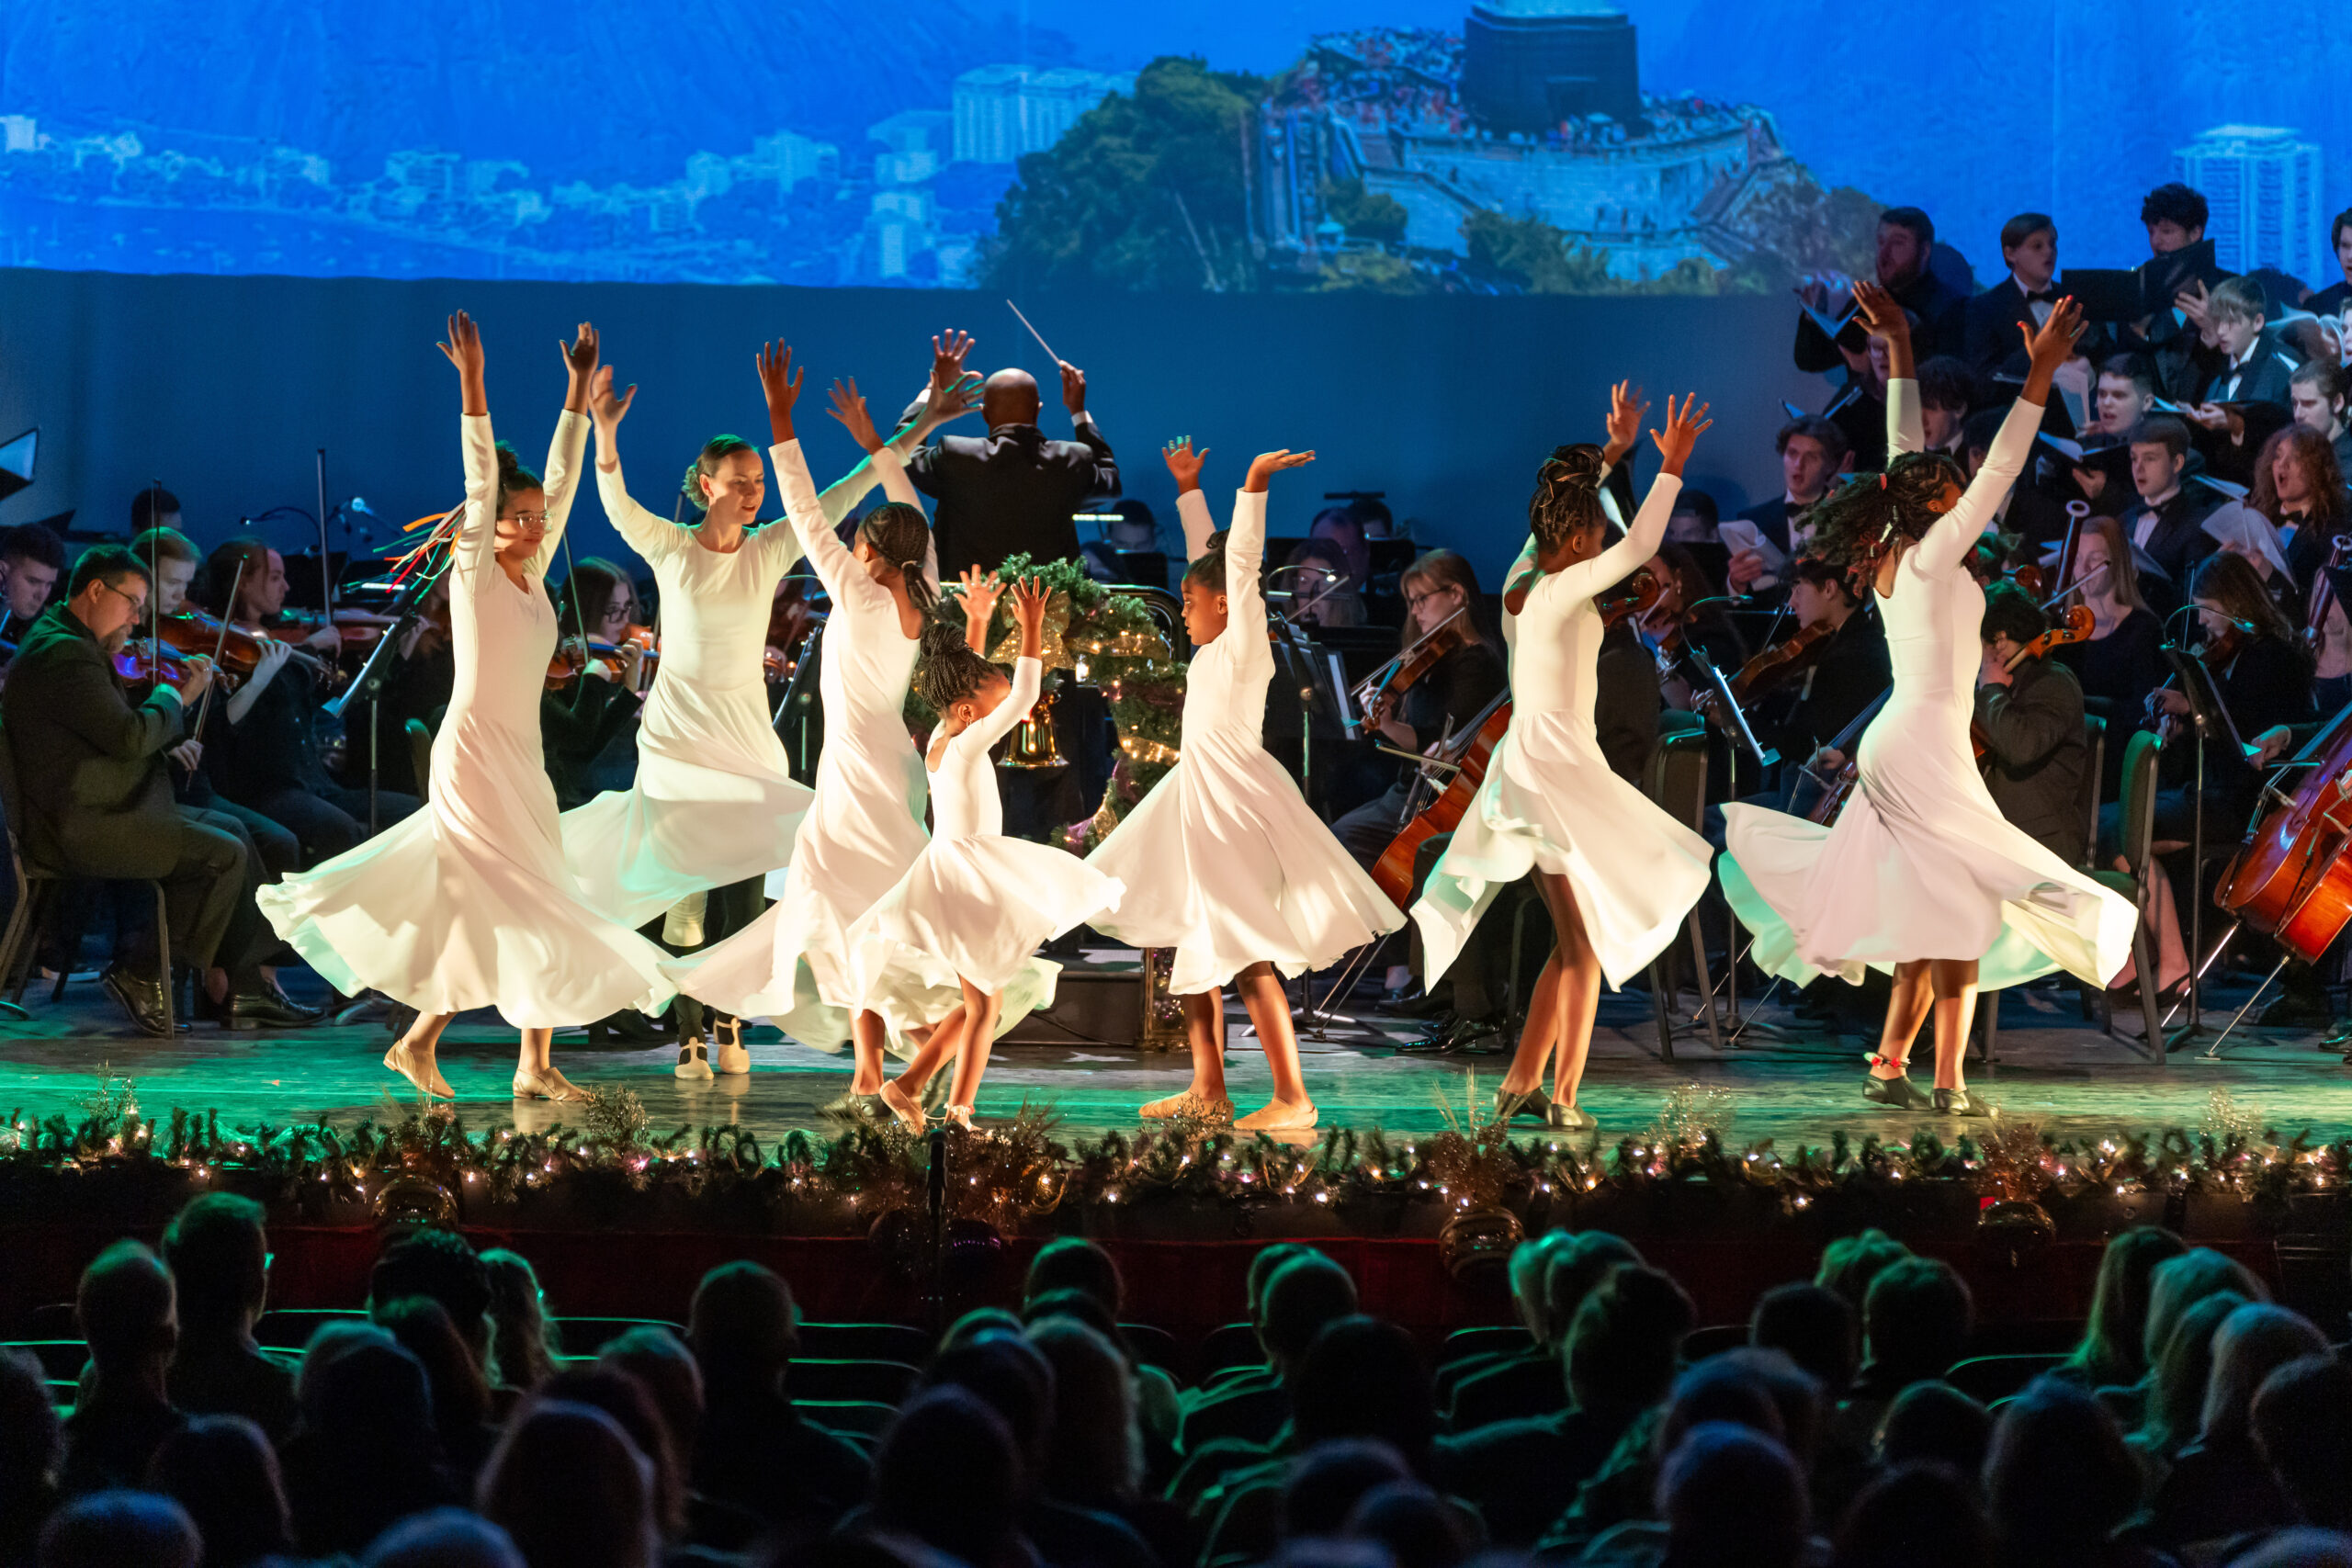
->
[1860, 1072, 1936, 1111]
[224, 984, 327, 1030]
[1398, 1015, 1505, 1055]
[100, 964, 174, 1037]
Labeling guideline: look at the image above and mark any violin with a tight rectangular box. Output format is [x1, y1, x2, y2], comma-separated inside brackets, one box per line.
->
[1969, 603, 2097, 761]
[1370, 692, 1512, 908]
[155, 610, 266, 682]
[1351, 608, 1470, 723]
[268, 605, 395, 652]
[1598, 566, 1666, 629]
[1724, 620, 1832, 706]
[2150, 622, 2246, 748]
[2218, 700, 2352, 964]
[112, 637, 205, 703]
[547, 637, 648, 691]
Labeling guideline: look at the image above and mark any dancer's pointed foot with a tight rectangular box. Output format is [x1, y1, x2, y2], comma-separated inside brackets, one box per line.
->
[1235, 1099, 1318, 1133]
[878, 1080, 927, 1133]
[1138, 1090, 1236, 1123]
[713, 1018, 751, 1076]
[384, 1043, 455, 1100]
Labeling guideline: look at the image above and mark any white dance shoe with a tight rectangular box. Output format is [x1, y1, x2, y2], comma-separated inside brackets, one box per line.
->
[674, 1037, 715, 1081]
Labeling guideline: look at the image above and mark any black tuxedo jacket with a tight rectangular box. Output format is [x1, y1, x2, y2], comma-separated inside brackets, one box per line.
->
[2199, 332, 2301, 410]
[894, 403, 1120, 579]
[2120, 487, 2222, 612]
[1962, 277, 2047, 378]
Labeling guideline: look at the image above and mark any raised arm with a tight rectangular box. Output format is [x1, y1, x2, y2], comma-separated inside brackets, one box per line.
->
[527, 322, 601, 580]
[437, 310, 500, 583]
[758, 344, 837, 585]
[1165, 437, 1217, 561]
[1233, 449, 1315, 631]
[955, 577, 1049, 756]
[1543, 394, 1710, 604]
[1917, 299, 2082, 577]
[587, 361, 683, 561]
[1854, 282, 1925, 457]
[818, 355, 977, 525]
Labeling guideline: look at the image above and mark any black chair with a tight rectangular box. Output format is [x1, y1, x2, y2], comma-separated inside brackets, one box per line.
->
[1197, 1322, 1262, 1381]
[787, 1358, 921, 1405]
[1946, 1352, 2068, 1403]
[252, 1308, 369, 1350]
[0, 721, 174, 1032]
[1118, 1321, 1182, 1376]
[2, 1339, 88, 1381]
[801, 1399, 899, 1439]
[797, 1322, 933, 1365]
[1434, 1325, 1531, 1367]
[1645, 726, 1723, 1059]
[550, 1316, 684, 1357]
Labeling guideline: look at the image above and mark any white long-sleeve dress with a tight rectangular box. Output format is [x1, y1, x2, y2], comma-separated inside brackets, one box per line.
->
[1720, 383, 2137, 989]
[845, 655, 1125, 1036]
[1410, 473, 1713, 989]
[1087, 487, 1404, 998]
[664, 444, 936, 1044]
[559, 443, 826, 927]
[257, 412, 675, 1025]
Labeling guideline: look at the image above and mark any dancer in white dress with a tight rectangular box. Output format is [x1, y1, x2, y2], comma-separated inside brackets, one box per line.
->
[258, 313, 675, 1102]
[1411, 390, 1716, 1130]
[567, 335, 974, 1078]
[1089, 445, 1405, 1132]
[666, 355, 1003, 1106]
[1720, 286, 2137, 1116]
[854, 579, 1125, 1131]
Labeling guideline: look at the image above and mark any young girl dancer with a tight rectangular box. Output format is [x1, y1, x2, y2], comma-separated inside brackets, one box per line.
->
[852, 580, 1125, 1131]
[567, 334, 972, 1078]
[1089, 444, 1405, 1133]
[667, 357, 995, 1109]
[1721, 286, 2137, 1116]
[1411, 390, 1716, 1131]
[257, 313, 675, 1101]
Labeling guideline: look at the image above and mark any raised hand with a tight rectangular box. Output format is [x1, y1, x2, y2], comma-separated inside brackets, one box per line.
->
[587, 365, 637, 429]
[1058, 361, 1088, 416]
[826, 378, 884, 453]
[1851, 279, 1908, 345]
[1243, 449, 1316, 493]
[1603, 380, 1649, 462]
[1162, 436, 1209, 493]
[437, 310, 487, 415]
[931, 330, 976, 400]
[560, 322, 599, 381]
[1647, 393, 1713, 476]
[932, 370, 982, 424]
[1009, 575, 1051, 637]
[2020, 295, 2086, 376]
[958, 567, 1004, 626]
[757, 340, 805, 444]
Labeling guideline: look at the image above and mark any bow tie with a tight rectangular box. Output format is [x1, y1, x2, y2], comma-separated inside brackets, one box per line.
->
[2023, 288, 2057, 304]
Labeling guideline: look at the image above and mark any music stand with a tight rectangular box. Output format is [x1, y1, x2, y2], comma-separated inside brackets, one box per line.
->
[0, 428, 34, 503]
[2157, 641, 2252, 1054]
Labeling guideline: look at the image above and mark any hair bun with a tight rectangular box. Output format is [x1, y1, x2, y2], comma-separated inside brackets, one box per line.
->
[492, 441, 523, 479]
[1542, 443, 1606, 493]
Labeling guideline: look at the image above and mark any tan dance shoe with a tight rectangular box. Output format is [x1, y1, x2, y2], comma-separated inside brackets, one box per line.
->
[1235, 1100, 1318, 1133]
[383, 1043, 455, 1100]
[513, 1066, 588, 1103]
[1138, 1090, 1237, 1123]
[878, 1080, 927, 1133]
[713, 1019, 751, 1077]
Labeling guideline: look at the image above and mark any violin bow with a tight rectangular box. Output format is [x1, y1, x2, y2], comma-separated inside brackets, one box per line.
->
[189, 557, 246, 739]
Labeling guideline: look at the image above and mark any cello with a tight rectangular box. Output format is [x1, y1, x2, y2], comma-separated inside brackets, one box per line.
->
[2217, 701, 2352, 964]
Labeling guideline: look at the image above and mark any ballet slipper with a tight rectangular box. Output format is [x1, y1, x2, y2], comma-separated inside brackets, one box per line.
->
[1137, 1090, 1236, 1124]
[877, 1081, 927, 1133]
[713, 1018, 751, 1077]
[673, 1035, 714, 1082]
[384, 1043, 455, 1100]
[1234, 1099, 1318, 1133]
[514, 1066, 588, 1103]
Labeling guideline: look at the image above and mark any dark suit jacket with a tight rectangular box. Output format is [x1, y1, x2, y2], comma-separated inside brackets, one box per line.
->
[0, 603, 188, 877]
[1976, 658, 2088, 863]
[1962, 277, 2049, 378]
[1756, 610, 1891, 765]
[1794, 270, 1964, 374]
[897, 403, 1120, 578]
[2200, 332, 2301, 410]
[2120, 488, 2223, 611]
[1735, 496, 1798, 558]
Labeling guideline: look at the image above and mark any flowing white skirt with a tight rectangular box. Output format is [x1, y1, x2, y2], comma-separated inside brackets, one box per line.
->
[1721, 694, 2136, 989]
[847, 836, 1123, 1039]
[560, 673, 814, 928]
[1411, 712, 1713, 990]
[1088, 729, 1403, 997]
[257, 716, 674, 1027]
[665, 715, 929, 1049]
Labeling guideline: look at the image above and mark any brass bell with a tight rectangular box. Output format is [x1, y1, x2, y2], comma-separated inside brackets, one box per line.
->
[1001, 689, 1066, 770]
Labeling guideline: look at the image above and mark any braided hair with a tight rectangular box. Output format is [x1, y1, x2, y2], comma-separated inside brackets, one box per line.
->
[1796, 452, 1966, 576]
[680, 434, 757, 508]
[1182, 529, 1232, 593]
[493, 441, 544, 515]
[856, 502, 937, 614]
[911, 605, 1003, 715]
[1529, 444, 1609, 548]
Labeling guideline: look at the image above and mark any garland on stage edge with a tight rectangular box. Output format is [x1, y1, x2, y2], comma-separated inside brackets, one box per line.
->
[1, 1080, 2345, 1240]
[940, 554, 1189, 853]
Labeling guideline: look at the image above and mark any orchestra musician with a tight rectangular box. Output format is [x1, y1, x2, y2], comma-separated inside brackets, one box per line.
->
[1973, 581, 2092, 863]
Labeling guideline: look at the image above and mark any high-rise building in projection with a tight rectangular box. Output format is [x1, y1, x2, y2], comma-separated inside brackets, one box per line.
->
[2173, 125, 2324, 279]
[952, 65, 1137, 166]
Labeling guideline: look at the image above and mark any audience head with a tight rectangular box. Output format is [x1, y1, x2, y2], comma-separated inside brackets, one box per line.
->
[293, 1319, 399, 1415]
[1876, 207, 1936, 288]
[1861, 1257, 1973, 1389]
[1344, 1481, 1471, 1568]
[1816, 1232, 1912, 1314]
[921, 1333, 1055, 1483]
[478, 1400, 656, 1568]
[1540, 1231, 1643, 1350]
[2251, 1353, 2352, 1529]
[1505, 1230, 1577, 1345]
[160, 1193, 272, 1341]
[1026, 1317, 1138, 1504]
[2291, 358, 2348, 441]
[371, 1228, 493, 1369]
[62, 545, 153, 649]
[376, 1296, 493, 1445]
[2060, 1226, 2185, 1390]
[2094, 353, 2160, 436]
[1565, 1261, 1697, 1413]
[2143, 1247, 2270, 1371]
[870, 1386, 1024, 1566]
[1, 521, 65, 618]
[1291, 1316, 1435, 1464]
[1024, 1236, 1124, 1318]
[533, 1367, 684, 1540]
[1261, 1252, 1361, 1376]
[1876, 1381, 1992, 1482]
[2000, 211, 2057, 291]
[2199, 1302, 2329, 1450]
[77, 1238, 177, 1389]
[686, 1260, 797, 1398]
[1021, 1287, 1120, 1346]
[306, 1336, 438, 1467]
[2125, 413, 2193, 502]
[479, 1250, 555, 1393]
[1984, 1378, 2139, 1565]
[2142, 182, 2210, 252]
[1278, 1438, 1413, 1540]
[595, 1326, 703, 1478]
[1658, 1422, 1809, 1568]
[0, 1348, 62, 1512]
[2138, 1288, 2248, 1454]
[35, 1490, 199, 1568]
[146, 1415, 292, 1568]
[362, 1508, 526, 1568]
[1750, 1281, 1859, 1402]
[1248, 1244, 1313, 1327]
[1658, 1348, 1787, 1459]
[939, 1306, 1025, 1355]
[1832, 1461, 1992, 1568]
[2233, 1531, 2352, 1568]
[1776, 414, 1849, 503]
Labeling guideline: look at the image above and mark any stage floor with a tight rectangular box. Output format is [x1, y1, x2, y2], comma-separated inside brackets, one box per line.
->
[5, 962, 2351, 1150]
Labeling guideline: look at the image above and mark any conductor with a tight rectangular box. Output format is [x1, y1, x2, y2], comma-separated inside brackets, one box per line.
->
[899, 354, 1119, 577]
